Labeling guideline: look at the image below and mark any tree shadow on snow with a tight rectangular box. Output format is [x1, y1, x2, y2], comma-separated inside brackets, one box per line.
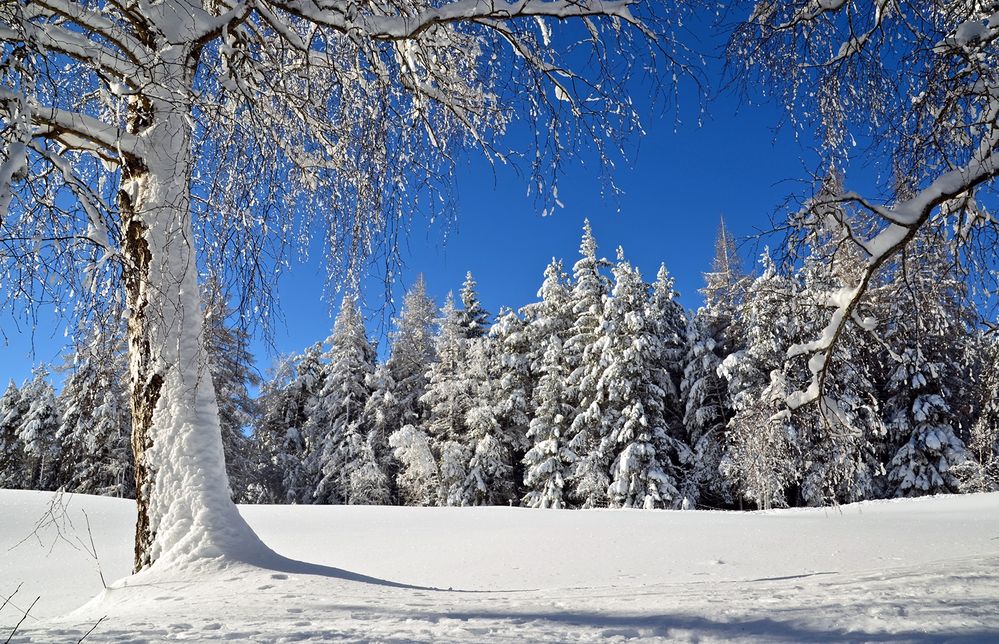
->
[234, 546, 532, 593]
[339, 604, 999, 642]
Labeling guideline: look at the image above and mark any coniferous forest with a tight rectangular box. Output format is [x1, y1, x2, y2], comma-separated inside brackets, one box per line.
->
[3, 219, 997, 511]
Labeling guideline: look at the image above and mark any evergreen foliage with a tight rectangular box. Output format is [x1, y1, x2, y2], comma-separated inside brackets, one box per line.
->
[57, 329, 134, 498]
[204, 280, 260, 502]
[0, 380, 27, 489]
[5, 217, 996, 514]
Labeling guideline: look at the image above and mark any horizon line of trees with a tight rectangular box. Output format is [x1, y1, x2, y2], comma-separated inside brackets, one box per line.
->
[2, 218, 998, 510]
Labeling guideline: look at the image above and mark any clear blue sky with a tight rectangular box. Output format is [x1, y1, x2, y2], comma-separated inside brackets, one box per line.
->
[0, 23, 819, 385]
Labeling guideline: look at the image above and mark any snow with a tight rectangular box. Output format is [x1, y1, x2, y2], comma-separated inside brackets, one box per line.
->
[2, 489, 998, 642]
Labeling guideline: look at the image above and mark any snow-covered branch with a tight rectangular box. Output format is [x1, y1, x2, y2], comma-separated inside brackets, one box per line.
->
[0, 21, 141, 83]
[265, 0, 643, 40]
[27, 0, 148, 65]
[28, 104, 141, 160]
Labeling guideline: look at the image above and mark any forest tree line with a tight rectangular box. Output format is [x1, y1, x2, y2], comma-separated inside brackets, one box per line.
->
[2, 218, 998, 510]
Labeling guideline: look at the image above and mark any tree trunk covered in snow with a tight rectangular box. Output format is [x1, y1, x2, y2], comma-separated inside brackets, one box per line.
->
[118, 46, 264, 571]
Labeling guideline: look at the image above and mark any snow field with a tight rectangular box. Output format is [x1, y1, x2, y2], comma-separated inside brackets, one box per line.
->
[1, 489, 998, 642]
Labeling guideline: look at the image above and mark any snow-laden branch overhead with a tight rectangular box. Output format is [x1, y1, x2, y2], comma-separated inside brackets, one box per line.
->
[28, 0, 148, 64]
[265, 0, 643, 40]
[0, 21, 142, 82]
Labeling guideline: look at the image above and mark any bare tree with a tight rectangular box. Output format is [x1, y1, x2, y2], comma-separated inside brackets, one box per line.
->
[0, 0, 686, 571]
[729, 0, 999, 403]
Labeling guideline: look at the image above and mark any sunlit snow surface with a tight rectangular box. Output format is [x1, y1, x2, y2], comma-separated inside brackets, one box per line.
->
[2, 490, 998, 642]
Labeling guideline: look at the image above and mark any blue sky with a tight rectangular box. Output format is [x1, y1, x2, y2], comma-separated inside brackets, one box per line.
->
[237, 88, 813, 370]
[0, 20, 820, 385]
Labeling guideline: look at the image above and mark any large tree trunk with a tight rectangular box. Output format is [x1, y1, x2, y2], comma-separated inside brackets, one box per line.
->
[120, 44, 268, 572]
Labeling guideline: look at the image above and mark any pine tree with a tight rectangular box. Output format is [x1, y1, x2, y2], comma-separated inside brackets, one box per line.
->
[880, 237, 974, 497]
[461, 337, 517, 506]
[521, 259, 576, 508]
[522, 337, 576, 508]
[884, 347, 970, 496]
[415, 294, 477, 505]
[18, 367, 63, 491]
[458, 271, 491, 340]
[0, 380, 27, 489]
[57, 328, 134, 497]
[720, 251, 796, 509]
[388, 424, 439, 506]
[479, 308, 533, 502]
[680, 218, 747, 508]
[252, 345, 325, 503]
[310, 295, 382, 505]
[564, 220, 613, 507]
[421, 294, 474, 445]
[203, 280, 260, 502]
[605, 252, 689, 508]
[365, 276, 438, 497]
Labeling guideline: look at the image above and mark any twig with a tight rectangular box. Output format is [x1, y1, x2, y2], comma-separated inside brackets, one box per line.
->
[80, 511, 107, 590]
[0, 584, 22, 616]
[9, 491, 81, 555]
[4, 595, 39, 644]
[10, 494, 108, 589]
[77, 615, 107, 643]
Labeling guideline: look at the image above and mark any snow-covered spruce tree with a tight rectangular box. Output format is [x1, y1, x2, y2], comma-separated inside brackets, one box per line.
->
[720, 251, 796, 510]
[458, 272, 491, 340]
[461, 336, 518, 506]
[680, 218, 746, 508]
[17, 366, 62, 491]
[480, 308, 534, 501]
[883, 349, 970, 496]
[605, 251, 689, 509]
[523, 337, 577, 509]
[412, 294, 476, 506]
[647, 262, 693, 501]
[366, 276, 437, 500]
[310, 295, 384, 505]
[879, 238, 975, 497]
[731, 1, 999, 412]
[564, 220, 614, 508]
[0, 380, 27, 489]
[57, 327, 134, 497]
[252, 344, 325, 504]
[1, 0, 676, 569]
[521, 259, 576, 508]
[453, 281, 515, 506]
[203, 279, 259, 503]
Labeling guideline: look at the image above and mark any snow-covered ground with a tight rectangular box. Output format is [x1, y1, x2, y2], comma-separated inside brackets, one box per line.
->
[1, 490, 997, 642]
